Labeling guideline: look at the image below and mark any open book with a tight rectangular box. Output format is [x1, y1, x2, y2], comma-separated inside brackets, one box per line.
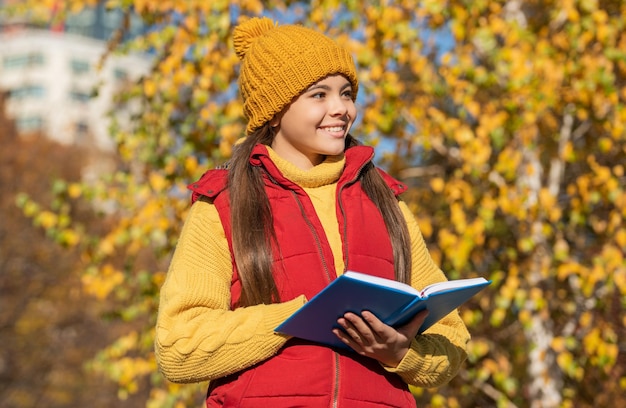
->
[275, 271, 490, 349]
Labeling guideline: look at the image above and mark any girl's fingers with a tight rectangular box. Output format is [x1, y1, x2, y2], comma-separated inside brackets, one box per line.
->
[338, 313, 375, 345]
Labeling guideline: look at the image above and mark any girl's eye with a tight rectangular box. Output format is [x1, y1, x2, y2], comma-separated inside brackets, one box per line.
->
[342, 90, 353, 98]
[312, 92, 325, 99]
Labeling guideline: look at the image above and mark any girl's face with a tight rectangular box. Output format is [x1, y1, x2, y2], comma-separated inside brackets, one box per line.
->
[270, 75, 357, 170]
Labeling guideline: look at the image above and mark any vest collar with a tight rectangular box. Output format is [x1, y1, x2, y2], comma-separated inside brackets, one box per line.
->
[250, 143, 375, 189]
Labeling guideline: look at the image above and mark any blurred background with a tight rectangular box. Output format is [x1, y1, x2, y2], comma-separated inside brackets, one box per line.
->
[0, 1, 624, 407]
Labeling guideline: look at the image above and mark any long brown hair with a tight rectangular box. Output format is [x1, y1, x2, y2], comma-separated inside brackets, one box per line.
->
[228, 124, 412, 307]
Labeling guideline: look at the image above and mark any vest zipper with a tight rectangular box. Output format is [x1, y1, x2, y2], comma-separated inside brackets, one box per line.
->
[287, 189, 334, 283]
[333, 352, 340, 408]
[267, 162, 370, 408]
[286, 189, 339, 408]
[332, 160, 370, 408]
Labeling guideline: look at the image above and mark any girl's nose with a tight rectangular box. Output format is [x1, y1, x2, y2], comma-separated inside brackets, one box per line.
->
[329, 95, 349, 116]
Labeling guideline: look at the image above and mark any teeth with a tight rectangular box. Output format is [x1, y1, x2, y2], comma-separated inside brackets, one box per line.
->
[324, 126, 344, 132]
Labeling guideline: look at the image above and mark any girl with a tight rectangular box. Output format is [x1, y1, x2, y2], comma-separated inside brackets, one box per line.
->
[155, 17, 470, 408]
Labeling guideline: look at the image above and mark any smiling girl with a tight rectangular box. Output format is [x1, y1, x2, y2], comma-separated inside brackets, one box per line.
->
[155, 17, 470, 408]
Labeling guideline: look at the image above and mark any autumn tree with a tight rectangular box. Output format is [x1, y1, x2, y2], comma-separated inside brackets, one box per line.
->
[7, 1, 625, 407]
[0, 91, 152, 407]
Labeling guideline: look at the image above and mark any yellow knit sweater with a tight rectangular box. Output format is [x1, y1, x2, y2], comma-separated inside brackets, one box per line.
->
[155, 148, 470, 387]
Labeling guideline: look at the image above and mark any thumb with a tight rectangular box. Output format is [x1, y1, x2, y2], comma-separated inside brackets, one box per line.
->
[399, 309, 429, 338]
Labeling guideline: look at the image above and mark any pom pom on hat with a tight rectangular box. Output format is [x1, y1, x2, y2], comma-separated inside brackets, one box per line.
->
[233, 17, 276, 60]
[233, 17, 359, 134]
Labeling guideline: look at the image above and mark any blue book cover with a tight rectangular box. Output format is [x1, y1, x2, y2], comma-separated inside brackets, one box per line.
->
[275, 271, 491, 349]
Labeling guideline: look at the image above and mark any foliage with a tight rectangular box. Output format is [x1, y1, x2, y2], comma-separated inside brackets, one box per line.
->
[0, 94, 148, 407]
[7, 0, 626, 407]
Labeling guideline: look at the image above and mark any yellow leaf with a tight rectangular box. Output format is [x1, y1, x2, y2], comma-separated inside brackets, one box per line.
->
[490, 307, 506, 327]
[149, 173, 167, 193]
[37, 210, 58, 229]
[60, 229, 80, 247]
[613, 266, 626, 295]
[551, 336, 566, 353]
[450, 203, 467, 233]
[583, 327, 602, 355]
[183, 14, 198, 33]
[430, 177, 445, 193]
[82, 264, 125, 300]
[467, 338, 490, 359]
[556, 350, 576, 376]
[465, 100, 481, 118]
[68, 183, 82, 198]
[219, 139, 234, 158]
[370, 64, 383, 81]
[185, 156, 198, 175]
[239, 0, 264, 14]
[143, 79, 156, 98]
[133, 0, 149, 13]
[438, 229, 457, 250]
[554, 239, 570, 261]
[416, 216, 433, 239]
[518, 309, 531, 326]
[454, 126, 474, 144]
[220, 123, 244, 144]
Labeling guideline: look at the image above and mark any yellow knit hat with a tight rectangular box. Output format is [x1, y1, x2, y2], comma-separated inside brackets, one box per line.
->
[233, 17, 359, 134]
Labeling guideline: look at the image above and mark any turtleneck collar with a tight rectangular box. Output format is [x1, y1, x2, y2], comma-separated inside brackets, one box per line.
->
[248, 143, 376, 191]
[265, 146, 346, 189]
[187, 142, 407, 204]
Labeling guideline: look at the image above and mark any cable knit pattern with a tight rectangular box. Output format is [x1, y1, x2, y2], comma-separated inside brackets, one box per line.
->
[155, 201, 306, 383]
[155, 152, 469, 386]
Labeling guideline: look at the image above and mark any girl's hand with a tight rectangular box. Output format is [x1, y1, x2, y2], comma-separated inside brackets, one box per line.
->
[332, 309, 429, 367]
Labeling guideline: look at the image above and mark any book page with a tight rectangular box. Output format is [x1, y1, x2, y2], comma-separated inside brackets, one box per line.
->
[344, 271, 421, 296]
[420, 277, 489, 297]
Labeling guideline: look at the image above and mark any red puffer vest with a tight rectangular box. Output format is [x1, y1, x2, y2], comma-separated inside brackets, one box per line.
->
[189, 144, 415, 408]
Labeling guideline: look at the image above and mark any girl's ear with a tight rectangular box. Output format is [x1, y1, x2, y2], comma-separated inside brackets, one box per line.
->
[270, 110, 284, 128]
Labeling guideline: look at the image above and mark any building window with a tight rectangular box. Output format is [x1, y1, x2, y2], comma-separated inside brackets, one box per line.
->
[65, 7, 96, 37]
[2, 53, 45, 70]
[69, 89, 92, 103]
[70, 59, 91, 75]
[75, 120, 90, 144]
[10, 85, 46, 100]
[113, 68, 128, 81]
[103, 8, 123, 31]
[16, 115, 45, 133]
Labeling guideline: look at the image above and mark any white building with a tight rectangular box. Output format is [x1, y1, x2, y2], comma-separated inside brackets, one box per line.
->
[0, 27, 150, 151]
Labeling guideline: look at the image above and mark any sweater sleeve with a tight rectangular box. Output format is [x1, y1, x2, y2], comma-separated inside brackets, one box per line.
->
[383, 201, 470, 388]
[154, 200, 306, 383]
